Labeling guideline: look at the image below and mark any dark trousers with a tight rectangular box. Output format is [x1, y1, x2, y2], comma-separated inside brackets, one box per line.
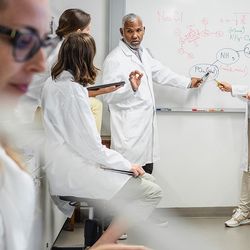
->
[142, 163, 153, 174]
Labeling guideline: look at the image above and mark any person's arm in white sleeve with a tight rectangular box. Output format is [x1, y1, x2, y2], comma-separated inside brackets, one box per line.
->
[52, 84, 132, 172]
[148, 53, 191, 89]
[232, 85, 249, 97]
[217, 81, 249, 101]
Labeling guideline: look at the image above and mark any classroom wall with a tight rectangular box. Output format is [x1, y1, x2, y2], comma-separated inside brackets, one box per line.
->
[154, 112, 244, 207]
[50, 0, 243, 208]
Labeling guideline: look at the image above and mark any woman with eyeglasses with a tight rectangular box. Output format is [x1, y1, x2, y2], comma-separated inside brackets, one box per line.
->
[41, 32, 162, 248]
[0, 0, 52, 249]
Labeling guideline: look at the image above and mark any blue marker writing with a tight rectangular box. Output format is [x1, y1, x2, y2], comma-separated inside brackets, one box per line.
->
[156, 108, 172, 112]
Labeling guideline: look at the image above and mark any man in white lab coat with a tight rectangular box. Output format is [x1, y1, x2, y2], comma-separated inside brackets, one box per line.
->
[102, 13, 202, 174]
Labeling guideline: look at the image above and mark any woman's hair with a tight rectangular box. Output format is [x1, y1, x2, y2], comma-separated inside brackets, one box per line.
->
[0, 0, 8, 10]
[51, 32, 98, 85]
[56, 8, 91, 39]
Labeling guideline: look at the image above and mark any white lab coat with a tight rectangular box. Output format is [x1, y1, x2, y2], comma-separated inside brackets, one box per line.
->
[41, 71, 131, 200]
[232, 85, 250, 172]
[102, 40, 191, 165]
[0, 146, 35, 250]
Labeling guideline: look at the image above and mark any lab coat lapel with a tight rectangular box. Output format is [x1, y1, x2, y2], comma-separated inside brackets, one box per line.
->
[119, 41, 155, 106]
[140, 48, 156, 107]
[119, 40, 143, 66]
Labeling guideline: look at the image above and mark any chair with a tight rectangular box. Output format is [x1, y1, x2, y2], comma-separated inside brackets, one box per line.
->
[55, 196, 105, 249]
[59, 196, 95, 220]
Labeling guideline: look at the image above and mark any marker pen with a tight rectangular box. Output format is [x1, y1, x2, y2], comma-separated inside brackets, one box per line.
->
[215, 80, 223, 87]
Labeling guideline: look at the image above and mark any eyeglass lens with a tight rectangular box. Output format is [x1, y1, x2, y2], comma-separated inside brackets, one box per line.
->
[13, 29, 58, 62]
[14, 32, 41, 62]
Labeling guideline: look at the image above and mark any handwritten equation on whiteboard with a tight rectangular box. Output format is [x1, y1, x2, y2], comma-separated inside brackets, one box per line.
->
[156, 10, 250, 80]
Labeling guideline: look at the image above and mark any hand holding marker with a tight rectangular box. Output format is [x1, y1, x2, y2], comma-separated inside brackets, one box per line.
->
[201, 72, 210, 83]
[215, 79, 223, 87]
[195, 72, 210, 87]
[215, 80, 232, 92]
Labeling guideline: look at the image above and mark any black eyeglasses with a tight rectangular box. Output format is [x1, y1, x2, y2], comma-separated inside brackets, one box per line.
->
[0, 25, 59, 62]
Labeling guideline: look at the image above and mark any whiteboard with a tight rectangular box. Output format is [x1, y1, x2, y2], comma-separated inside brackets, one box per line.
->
[125, 0, 250, 110]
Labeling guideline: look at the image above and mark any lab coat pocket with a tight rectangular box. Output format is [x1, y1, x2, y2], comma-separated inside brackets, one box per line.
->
[123, 109, 151, 142]
[123, 110, 142, 140]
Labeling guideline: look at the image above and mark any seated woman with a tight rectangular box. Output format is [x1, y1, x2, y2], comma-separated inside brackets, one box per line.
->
[41, 32, 162, 248]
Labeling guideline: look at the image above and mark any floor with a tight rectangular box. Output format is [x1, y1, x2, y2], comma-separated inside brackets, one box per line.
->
[53, 209, 250, 250]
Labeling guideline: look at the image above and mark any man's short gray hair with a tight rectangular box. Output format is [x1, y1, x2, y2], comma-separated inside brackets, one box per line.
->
[122, 13, 141, 27]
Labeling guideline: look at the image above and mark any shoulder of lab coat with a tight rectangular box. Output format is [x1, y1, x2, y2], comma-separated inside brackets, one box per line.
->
[42, 71, 131, 171]
[101, 41, 136, 104]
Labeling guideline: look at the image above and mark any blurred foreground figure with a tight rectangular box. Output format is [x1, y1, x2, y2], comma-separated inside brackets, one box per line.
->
[0, 0, 51, 249]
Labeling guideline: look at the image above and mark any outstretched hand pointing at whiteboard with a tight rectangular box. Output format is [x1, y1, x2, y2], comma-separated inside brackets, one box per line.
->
[190, 77, 203, 88]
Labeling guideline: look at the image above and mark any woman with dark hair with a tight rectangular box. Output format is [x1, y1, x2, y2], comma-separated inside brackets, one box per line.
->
[55, 8, 91, 39]
[41, 32, 162, 248]
[18, 8, 118, 132]
[51, 32, 98, 84]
